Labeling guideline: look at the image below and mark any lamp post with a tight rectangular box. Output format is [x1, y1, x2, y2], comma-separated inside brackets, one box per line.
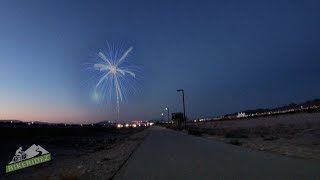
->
[177, 89, 186, 128]
[161, 113, 164, 122]
[165, 107, 170, 123]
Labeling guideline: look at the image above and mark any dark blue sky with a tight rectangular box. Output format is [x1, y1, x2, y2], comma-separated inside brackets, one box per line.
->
[0, 0, 319, 123]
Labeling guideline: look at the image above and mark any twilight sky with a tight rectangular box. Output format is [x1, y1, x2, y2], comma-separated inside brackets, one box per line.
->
[0, 0, 319, 123]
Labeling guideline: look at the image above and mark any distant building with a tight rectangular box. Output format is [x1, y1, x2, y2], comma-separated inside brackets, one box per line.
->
[237, 112, 247, 118]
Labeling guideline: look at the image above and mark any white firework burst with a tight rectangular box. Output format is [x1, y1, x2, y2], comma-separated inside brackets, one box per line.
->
[86, 42, 140, 120]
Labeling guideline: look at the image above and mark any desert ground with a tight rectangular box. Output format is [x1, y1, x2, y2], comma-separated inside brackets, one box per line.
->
[165, 112, 320, 160]
[0, 112, 319, 179]
[0, 124, 149, 180]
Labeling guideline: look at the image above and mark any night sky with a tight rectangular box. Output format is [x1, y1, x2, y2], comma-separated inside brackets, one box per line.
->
[0, 0, 319, 123]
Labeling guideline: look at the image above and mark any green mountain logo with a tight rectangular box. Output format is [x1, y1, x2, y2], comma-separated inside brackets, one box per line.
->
[6, 144, 51, 173]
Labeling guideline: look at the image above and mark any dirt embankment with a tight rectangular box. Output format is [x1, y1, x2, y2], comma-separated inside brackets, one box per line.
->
[166, 113, 320, 160]
[1, 126, 149, 180]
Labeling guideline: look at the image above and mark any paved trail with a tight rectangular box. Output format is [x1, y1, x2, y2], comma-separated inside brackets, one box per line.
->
[114, 126, 320, 180]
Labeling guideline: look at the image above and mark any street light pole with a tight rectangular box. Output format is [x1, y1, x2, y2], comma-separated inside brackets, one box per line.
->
[177, 89, 186, 128]
[165, 107, 170, 123]
[161, 113, 164, 122]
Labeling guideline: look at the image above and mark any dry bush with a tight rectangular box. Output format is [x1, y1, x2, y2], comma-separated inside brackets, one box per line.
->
[224, 129, 249, 138]
[229, 139, 242, 146]
[58, 169, 80, 180]
[187, 128, 205, 136]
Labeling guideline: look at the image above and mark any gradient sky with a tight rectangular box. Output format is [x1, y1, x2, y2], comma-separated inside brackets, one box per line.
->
[0, 0, 320, 123]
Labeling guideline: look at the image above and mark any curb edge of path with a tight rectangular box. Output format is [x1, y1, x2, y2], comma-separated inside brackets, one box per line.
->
[110, 128, 151, 180]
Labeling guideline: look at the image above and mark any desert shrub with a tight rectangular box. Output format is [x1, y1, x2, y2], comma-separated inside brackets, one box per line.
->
[207, 129, 217, 136]
[224, 131, 236, 138]
[94, 145, 105, 151]
[59, 170, 79, 180]
[229, 139, 242, 146]
[263, 136, 279, 141]
[283, 135, 294, 139]
[188, 128, 204, 136]
[224, 129, 249, 138]
[253, 126, 271, 137]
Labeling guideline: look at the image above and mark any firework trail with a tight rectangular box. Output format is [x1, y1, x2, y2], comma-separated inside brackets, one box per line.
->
[85, 42, 140, 121]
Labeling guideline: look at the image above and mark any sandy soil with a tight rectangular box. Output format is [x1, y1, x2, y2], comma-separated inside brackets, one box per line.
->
[1, 127, 149, 180]
[166, 112, 320, 161]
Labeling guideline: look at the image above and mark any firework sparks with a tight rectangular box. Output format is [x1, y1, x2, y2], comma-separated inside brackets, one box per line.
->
[86, 42, 140, 120]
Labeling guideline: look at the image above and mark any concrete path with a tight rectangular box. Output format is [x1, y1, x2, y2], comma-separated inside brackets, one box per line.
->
[114, 126, 320, 180]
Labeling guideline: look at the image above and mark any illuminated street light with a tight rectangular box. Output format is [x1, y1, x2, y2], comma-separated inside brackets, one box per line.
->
[165, 107, 170, 123]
